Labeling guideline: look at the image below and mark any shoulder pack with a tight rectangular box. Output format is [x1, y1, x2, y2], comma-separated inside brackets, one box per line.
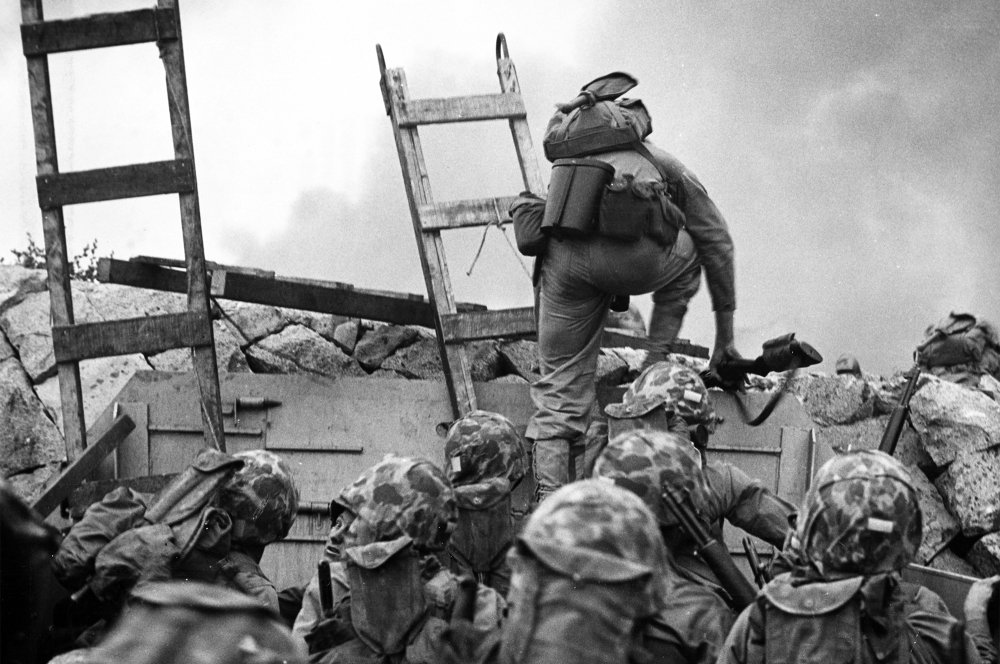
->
[543, 98, 652, 162]
[916, 311, 1000, 374]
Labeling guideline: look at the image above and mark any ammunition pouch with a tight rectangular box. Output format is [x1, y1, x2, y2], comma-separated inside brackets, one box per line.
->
[542, 158, 614, 239]
[597, 175, 684, 245]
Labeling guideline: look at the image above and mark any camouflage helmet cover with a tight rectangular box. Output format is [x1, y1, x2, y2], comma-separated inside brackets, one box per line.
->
[218, 449, 299, 546]
[443, 410, 527, 486]
[336, 454, 457, 568]
[604, 360, 716, 428]
[592, 429, 712, 527]
[797, 449, 922, 576]
[519, 479, 670, 595]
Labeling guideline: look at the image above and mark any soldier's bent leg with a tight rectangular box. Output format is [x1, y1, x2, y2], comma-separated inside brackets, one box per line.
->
[533, 437, 574, 502]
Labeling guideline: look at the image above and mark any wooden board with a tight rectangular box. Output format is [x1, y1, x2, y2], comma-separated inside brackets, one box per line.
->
[21, 8, 177, 55]
[418, 196, 520, 231]
[396, 92, 525, 126]
[35, 159, 194, 208]
[440, 308, 536, 343]
[51, 311, 213, 362]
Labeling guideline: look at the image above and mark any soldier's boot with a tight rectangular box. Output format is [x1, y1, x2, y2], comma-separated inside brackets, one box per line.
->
[644, 307, 686, 370]
[532, 438, 575, 504]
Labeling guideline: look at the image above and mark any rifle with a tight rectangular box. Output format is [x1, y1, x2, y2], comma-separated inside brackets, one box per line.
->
[661, 487, 759, 609]
[742, 537, 771, 589]
[878, 366, 921, 455]
[318, 560, 334, 617]
[702, 333, 823, 426]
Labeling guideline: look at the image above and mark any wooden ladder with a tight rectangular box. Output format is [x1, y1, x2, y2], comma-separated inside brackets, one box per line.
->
[377, 34, 543, 418]
[20, 0, 226, 461]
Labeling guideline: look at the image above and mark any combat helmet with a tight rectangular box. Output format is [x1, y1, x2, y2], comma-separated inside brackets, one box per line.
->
[443, 409, 527, 487]
[605, 360, 717, 430]
[796, 449, 921, 576]
[335, 454, 457, 566]
[217, 449, 300, 546]
[592, 429, 712, 528]
[520, 479, 668, 586]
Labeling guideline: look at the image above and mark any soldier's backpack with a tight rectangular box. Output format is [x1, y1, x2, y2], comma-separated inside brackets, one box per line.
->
[916, 312, 1000, 380]
[543, 97, 653, 162]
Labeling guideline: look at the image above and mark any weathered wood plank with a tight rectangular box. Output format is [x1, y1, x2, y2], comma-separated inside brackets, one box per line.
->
[21, 8, 177, 55]
[441, 307, 537, 343]
[31, 414, 136, 517]
[52, 311, 213, 362]
[98, 258, 488, 326]
[36, 159, 194, 208]
[418, 196, 519, 231]
[397, 93, 526, 126]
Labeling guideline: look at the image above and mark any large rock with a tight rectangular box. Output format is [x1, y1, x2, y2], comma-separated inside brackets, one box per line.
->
[814, 417, 930, 468]
[215, 301, 290, 344]
[595, 352, 629, 386]
[381, 338, 501, 382]
[354, 325, 420, 372]
[605, 304, 646, 336]
[910, 375, 1000, 467]
[934, 444, 1000, 535]
[0, 266, 47, 316]
[245, 324, 365, 377]
[331, 320, 362, 354]
[788, 373, 874, 425]
[497, 340, 539, 382]
[967, 532, 1000, 577]
[906, 464, 960, 563]
[1, 335, 65, 478]
[0, 283, 186, 382]
[34, 353, 152, 435]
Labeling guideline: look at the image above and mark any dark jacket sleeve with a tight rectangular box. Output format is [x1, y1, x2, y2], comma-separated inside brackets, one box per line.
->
[645, 142, 736, 312]
[705, 461, 796, 548]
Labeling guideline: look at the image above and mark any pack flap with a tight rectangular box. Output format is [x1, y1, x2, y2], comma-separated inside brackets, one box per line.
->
[763, 573, 864, 616]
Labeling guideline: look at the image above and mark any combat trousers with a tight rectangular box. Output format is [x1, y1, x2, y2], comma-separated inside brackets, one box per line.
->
[527, 229, 701, 499]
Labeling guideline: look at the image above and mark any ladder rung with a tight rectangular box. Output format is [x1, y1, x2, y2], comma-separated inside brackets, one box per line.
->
[397, 93, 526, 127]
[419, 195, 520, 231]
[21, 8, 177, 56]
[440, 308, 536, 343]
[52, 311, 213, 363]
[36, 159, 194, 209]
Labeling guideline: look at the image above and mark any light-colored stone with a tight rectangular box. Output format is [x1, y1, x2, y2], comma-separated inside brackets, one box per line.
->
[0, 283, 186, 382]
[6, 460, 63, 503]
[788, 373, 874, 425]
[977, 373, 1000, 404]
[967, 532, 1000, 577]
[596, 352, 628, 386]
[1, 354, 65, 476]
[816, 416, 889, 454]
[332, 320, 361, 354]
[380, 338, 500, 382]
[934, 445, 1000, 535]
[245, 324, 365, 377]
[354, 325, 420, 372]
[605, 304, 646, 337]
[910, 375, 1000, 467]
[34, 353, 152, 435]
[603, 347, 649, 377]
[497, 340, 539, 382]
[0, 265, 47, 316]
[906, 464, 959, 564]
[215, 301, 290, 344]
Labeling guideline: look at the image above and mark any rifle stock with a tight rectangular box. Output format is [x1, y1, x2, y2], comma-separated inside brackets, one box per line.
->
[661, 488, 759, 609]
[318, 560, 334, 617]
[878, 366, 921, 455]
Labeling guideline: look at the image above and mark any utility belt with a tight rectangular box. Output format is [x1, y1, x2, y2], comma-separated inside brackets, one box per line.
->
[541, 149, 686, 246]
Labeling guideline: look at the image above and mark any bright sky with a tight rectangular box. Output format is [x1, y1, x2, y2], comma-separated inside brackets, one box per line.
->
[3, 1, 998, 376]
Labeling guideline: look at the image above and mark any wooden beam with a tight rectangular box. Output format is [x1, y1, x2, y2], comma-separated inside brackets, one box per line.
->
[131, 255, 275, 279]
[396, 93, 526, 126]
[418, 196, 519, 231]
[441, 307, 537, 343]
[52, 311, 213, 362]
[21, 8, 177, 56]
[98, 258, 487, 326]
[31, 414, 136, 517]
[36, 159, 194, 208]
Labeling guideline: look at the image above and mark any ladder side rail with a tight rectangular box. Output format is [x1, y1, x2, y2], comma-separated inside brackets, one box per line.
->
[383, 65, 477, 416]
[496, 53, 545, 195]
[21, 0, 87, 461]
[156, 0, 226, 451]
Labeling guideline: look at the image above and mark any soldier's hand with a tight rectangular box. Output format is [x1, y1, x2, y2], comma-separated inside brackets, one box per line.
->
[964, 574, 1000, 622]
